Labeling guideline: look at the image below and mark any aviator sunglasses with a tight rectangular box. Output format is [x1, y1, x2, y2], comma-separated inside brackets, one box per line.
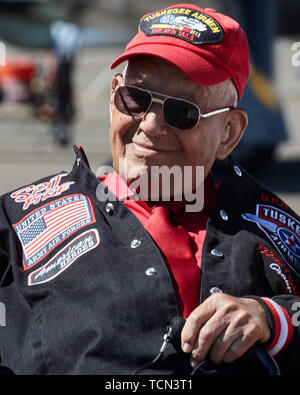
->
[113, 82, 234, 131]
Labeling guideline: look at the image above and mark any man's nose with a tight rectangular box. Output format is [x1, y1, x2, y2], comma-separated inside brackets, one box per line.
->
[138, 102, 168, 136]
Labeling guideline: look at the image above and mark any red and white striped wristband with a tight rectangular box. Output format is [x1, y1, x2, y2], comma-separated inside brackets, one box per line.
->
[260, 297, 294, 357]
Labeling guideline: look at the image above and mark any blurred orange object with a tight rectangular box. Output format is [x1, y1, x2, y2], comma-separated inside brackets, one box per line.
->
[0, 59, 36, 104]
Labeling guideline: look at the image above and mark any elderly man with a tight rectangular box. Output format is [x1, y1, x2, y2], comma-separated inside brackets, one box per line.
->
[0, 4, 299, 375]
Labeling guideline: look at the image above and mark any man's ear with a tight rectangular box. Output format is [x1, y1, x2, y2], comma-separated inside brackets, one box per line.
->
[216, 109, 248, 160]
[110, 73, 123, 93]
[109, 73, 123, 121]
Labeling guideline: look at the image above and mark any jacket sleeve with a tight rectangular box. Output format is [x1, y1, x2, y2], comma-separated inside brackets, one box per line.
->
[0, 196, 31, 374]
[263, 295, 300, 375]
[246, 292, 300, 374]
[248, 225, 300, 374]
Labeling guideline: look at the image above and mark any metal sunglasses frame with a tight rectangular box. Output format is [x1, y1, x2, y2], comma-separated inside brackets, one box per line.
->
[112, 83, 235, 130]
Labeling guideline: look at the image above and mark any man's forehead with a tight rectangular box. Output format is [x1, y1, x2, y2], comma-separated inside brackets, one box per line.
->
[126, 55, 189, 80]
[125, 55, 205, 99]
[125, 55, 237, 107]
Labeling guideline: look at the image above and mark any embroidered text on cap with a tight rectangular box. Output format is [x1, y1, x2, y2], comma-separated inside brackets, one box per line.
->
[139, 7, 224, 45]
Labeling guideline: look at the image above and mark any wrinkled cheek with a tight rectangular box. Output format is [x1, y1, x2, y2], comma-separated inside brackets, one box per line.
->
[183, 147, 212, 181]
[110, 121, 139, 174]
[110, 116, 127, 152]
[110, 131, 122, 164]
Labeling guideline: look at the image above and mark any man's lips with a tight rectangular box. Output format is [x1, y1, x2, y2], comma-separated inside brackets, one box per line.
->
[132, 142, 175, 155]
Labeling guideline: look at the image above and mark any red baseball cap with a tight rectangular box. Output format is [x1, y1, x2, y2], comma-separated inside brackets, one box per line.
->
[111, 3, 249, 100]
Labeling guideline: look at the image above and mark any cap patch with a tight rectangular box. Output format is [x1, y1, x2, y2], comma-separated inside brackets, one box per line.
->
[139, 7, 224, 45]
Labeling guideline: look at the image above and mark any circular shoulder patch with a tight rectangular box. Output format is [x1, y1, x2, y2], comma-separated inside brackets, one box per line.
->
[139, 7, 224, 45]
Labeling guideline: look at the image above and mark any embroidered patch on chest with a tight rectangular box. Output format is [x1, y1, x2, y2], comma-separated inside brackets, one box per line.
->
[28, 228, 100, 286]
[242, 204, 300, 276]
[139, 7, 224, 45]
[10, 173, 75, 210]
[13, 194, 96, 270]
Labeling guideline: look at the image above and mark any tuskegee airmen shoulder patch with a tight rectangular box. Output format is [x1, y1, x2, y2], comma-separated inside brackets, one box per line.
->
[242, 204, 300, 277]
[139, 7, 224, 45]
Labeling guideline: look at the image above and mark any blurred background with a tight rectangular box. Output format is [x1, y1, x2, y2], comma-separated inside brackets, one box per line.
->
[0, 0, 299, 213]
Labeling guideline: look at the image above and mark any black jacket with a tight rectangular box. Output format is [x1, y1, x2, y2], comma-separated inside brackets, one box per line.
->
[0, 146, 299, 375]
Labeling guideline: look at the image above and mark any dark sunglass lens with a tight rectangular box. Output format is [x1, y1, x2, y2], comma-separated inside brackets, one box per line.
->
[164, 98, 199, 130]
[115, 86, 151, 117]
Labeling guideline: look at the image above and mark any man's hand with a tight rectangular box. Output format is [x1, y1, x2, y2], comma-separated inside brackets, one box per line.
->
[181, 293, 271, 366]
